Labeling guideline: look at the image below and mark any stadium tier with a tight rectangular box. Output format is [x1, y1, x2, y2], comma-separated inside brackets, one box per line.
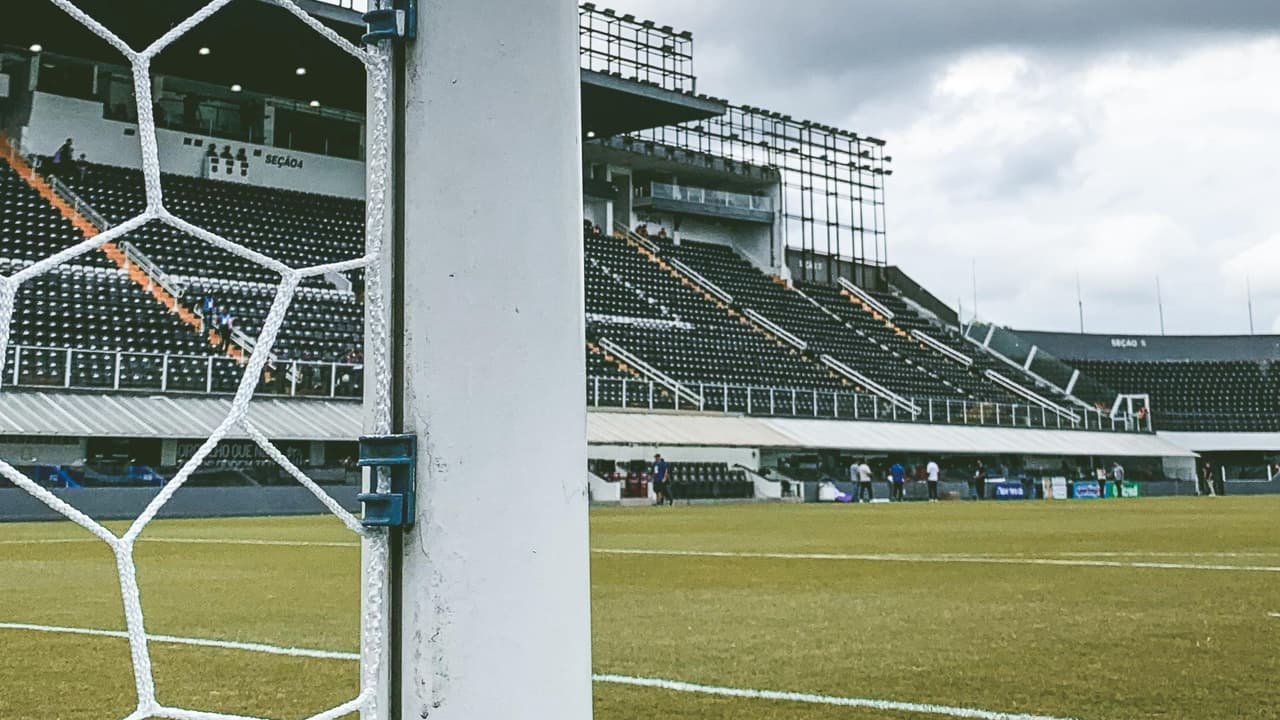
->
[1, 14, 1258, 440]
[1, 137, 1126, 429]
[1013, 331, 1280, 433]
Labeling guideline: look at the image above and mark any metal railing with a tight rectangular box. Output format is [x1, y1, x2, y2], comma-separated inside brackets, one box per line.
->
[45, 173, 112, 231]
[41, 172, 272, 367]
[646, 181, 773, 213]
[1, 345, 362, 399]
[585, 375, 1147, 432]
[964, 321, 1118, 409]
[579, 4, 697, 94]
[0, 342, 1150, 427]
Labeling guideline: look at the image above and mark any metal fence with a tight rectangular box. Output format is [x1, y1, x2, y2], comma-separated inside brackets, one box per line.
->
[1, 345, 362, 399]
[586, 376, 1150, 433]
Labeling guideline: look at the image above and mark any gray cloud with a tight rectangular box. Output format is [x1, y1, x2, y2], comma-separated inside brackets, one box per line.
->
[617, 1, 1280, 334]
[628, 0, 1280, 117]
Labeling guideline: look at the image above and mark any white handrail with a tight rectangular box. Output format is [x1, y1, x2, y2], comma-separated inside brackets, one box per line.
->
[598, 337, 704, 408]
[911, 329, 973, 367]
[837, 277, 895, 319]
[984, 370, 1079, 422]
[120, 240, 188, 301]
[613, 222, 661, 254]
[742, 308, 808, 351]
[962, 333, 1092, 411]
[667, 257, 735, 305]
[820, 354, 920, 416]
[46, 174, 113, 231]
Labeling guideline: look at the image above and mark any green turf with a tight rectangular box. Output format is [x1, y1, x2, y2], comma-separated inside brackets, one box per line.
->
[1, 498, 1277, 719]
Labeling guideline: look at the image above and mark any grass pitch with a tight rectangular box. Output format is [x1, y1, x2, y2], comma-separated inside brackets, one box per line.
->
[1, 497, 1278, 719]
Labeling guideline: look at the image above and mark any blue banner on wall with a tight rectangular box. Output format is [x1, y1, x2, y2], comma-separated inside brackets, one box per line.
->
[1073, 482, 1102, 499]
[993, 482, 1025, 500]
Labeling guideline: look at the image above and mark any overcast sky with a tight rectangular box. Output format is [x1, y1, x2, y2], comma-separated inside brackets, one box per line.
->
[622, 1, 1280, 336]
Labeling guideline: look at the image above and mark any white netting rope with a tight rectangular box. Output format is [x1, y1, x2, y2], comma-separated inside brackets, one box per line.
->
[0, 1, 395, 718]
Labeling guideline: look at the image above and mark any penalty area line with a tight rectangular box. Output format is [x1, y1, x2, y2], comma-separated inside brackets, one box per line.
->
[0, 622, 1076, 720]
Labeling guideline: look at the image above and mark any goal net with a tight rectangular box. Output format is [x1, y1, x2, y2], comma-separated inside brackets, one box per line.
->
[0, 1, 395, 718]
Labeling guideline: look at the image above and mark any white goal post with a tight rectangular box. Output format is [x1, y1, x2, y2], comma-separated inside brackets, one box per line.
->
[374, 0, 594, 716]
[0, 0, 593, 718]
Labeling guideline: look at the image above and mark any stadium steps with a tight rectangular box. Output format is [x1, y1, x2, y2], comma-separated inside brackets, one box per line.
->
[610, 224, 853, 390]
[0, 132, 246, 365]
[648, 235, 982, 401]
[834, 282, 1076, 408]
[586, 338, 670, 394]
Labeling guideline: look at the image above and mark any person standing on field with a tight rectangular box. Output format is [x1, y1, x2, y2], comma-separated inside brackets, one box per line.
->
[651, 453, 670, 506]
[856, 459, 873, 502]
[926, 459, 940, 502]
[972, 459, 986, 500]
[889, 460, 906, 502]
[1111, 462, 1125, 498]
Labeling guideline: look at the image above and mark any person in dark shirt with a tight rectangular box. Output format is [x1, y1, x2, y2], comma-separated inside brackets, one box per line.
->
[972, 459, 986, 500]
[218, 311, 234, 352]
[652, 453, 670, 506]
[889, 461, 906, 502]
[199, 293, 216, 334]
[50, 138, 75, 178]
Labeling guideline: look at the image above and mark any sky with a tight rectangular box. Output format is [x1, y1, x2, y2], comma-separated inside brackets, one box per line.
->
[621, 0, 1280, 336]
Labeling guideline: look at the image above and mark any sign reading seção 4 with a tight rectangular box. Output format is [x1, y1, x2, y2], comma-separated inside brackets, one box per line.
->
[264, 153, 305, 170]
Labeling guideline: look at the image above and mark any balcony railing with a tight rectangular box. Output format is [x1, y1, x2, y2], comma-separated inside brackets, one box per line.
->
[585, 375, 1150, 433]
[1, 345, 361, 399]
[647, 181, 772, 213]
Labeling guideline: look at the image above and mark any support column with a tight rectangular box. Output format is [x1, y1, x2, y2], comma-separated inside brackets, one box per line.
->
[397, 1, 591, 718]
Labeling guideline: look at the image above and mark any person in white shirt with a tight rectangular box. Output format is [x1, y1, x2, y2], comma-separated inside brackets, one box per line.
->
[926, 460, 940, 502]
[856, 460, 873, 502]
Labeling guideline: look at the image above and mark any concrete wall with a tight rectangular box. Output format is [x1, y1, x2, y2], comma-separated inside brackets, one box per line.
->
[0, 485, 359, 522]
[588, 443, 759, 470]
[22, 92, 364, 199]
[0, 439, 86, 465]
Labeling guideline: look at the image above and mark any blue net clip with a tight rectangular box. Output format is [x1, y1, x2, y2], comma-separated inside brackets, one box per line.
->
[356, 433, 417, 529]
[362, 0, 417, 44]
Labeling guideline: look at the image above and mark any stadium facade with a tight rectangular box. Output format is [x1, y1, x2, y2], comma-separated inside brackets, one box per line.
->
[0, 0, 1275, 513]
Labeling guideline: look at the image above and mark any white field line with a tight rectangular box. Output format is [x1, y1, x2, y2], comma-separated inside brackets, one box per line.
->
[0, 622, 357, 660]
[145, 538, 359, 548]
[0, 622, 1076, 720]
[6, 538, 1279, 571]
[0, 537, 360, 548]
[594, 548, 1280, 573]
[594, 674, 1075, 720]
[1269, 613, 1280, 619]
[1054, 551, 1280, 559]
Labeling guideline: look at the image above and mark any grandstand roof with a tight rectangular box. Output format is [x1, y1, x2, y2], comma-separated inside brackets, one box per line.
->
[1015, 330, 1280, 362]
[3, 0, 724, 135]
[0, 391, 357, 442]
[0, 393, 1196, 457]
[1157, 431, 1280, 453]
